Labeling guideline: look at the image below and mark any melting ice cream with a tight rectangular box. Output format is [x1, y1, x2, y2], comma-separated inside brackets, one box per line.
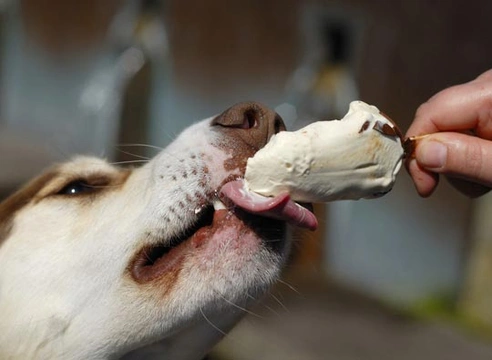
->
[244, 101, 404, 202]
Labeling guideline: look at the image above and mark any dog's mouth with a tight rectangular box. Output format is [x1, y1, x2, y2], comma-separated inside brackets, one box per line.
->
[130, 183, 317, 283]
[130, 205, 216, 283]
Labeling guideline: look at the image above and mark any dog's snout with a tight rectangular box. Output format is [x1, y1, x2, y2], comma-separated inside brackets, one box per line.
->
[212, 102, 286, 149]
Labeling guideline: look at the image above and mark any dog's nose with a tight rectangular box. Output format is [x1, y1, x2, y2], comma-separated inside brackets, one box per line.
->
[212, 102, 286, 150]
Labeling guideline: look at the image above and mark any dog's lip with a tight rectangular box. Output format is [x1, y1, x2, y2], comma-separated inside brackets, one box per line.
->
[130, 185, 305, 284]
[130, 206, 216, 283]
[130, 200, 288, 284]
[219, 180, 318, 231]
[131, 181, 317, 285]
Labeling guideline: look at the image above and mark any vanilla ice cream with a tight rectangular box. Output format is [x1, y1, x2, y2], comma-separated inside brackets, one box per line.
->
[244, 101, 404, 202]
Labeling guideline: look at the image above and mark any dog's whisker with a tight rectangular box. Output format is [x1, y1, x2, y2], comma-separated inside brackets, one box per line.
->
[117, 143, 164, 152]
[260, 302, 282, 317]
[213, 290, 263, 319]
[199, 308, 227, 337]
[277, 279, 302, 296]
[114, 148, 151, 161]
[269, 292, 290, 313]
[109, 159, 149, 166]
[247, 293, 282, 317]
[245, 292, 257, 302]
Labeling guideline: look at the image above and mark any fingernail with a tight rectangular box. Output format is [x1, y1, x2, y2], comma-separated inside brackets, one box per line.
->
[417, 140, 447, 169]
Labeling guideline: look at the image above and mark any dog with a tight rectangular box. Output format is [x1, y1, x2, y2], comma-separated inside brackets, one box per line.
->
[0, 102, 315, 359]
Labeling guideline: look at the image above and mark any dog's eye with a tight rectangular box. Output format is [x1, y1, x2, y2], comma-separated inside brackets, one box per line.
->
[57, 181, 96, 196]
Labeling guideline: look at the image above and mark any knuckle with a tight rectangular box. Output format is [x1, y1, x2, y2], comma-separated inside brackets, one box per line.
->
[477, 93, 492, 136]
[476, 69, 492, 81]
[414, 101, 433, 126]
[414, 88, 455, 131]
[463, 141, 485, 179]
[415, 101, 430, 120]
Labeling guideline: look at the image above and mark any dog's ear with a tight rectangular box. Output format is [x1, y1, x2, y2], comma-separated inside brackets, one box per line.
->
[0, 168, 59, 246]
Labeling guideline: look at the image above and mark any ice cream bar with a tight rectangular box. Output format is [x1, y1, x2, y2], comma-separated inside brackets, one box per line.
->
[243, 101, 404, 202]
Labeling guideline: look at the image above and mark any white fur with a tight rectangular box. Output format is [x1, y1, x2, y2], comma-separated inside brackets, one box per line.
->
[0, 117, 289, 359]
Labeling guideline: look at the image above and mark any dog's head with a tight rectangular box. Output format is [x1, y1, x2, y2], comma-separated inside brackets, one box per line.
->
[0, 103, 305, 359]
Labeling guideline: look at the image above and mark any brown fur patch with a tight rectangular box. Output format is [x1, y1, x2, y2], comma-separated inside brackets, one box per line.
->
[0, 162, 132, 247]
[40, 169, 132, 202]
[0, 168, 60, 247]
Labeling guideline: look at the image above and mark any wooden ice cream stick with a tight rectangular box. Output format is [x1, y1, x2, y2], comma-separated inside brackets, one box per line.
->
[403, 134, 430, 159]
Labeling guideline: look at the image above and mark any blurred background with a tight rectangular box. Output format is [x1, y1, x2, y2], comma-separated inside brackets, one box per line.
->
[2, 0, 492, 359]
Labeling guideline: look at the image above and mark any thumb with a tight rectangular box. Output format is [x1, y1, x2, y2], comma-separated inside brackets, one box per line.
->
[415, 132, 492, 190]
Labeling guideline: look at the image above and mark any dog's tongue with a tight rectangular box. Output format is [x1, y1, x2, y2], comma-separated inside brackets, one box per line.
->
[220, 180, 318, 231]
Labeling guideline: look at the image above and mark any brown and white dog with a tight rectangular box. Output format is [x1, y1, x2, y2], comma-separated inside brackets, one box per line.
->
[0, 103, 316, 360]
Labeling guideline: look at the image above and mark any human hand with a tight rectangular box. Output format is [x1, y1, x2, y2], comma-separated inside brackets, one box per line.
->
[406, 69, 492, 198]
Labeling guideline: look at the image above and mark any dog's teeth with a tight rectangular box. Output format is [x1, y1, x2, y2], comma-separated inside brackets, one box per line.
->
[194, 205, 208, 214]
[213, 199, 226, 210]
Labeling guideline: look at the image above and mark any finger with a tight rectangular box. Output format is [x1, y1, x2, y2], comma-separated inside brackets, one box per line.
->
[414, 132, 492, 188]
[476, 68, 492, 81]
[406, 158, 439, 197]
[446, 177, 491, 198]
[407, 75, 492, 139]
